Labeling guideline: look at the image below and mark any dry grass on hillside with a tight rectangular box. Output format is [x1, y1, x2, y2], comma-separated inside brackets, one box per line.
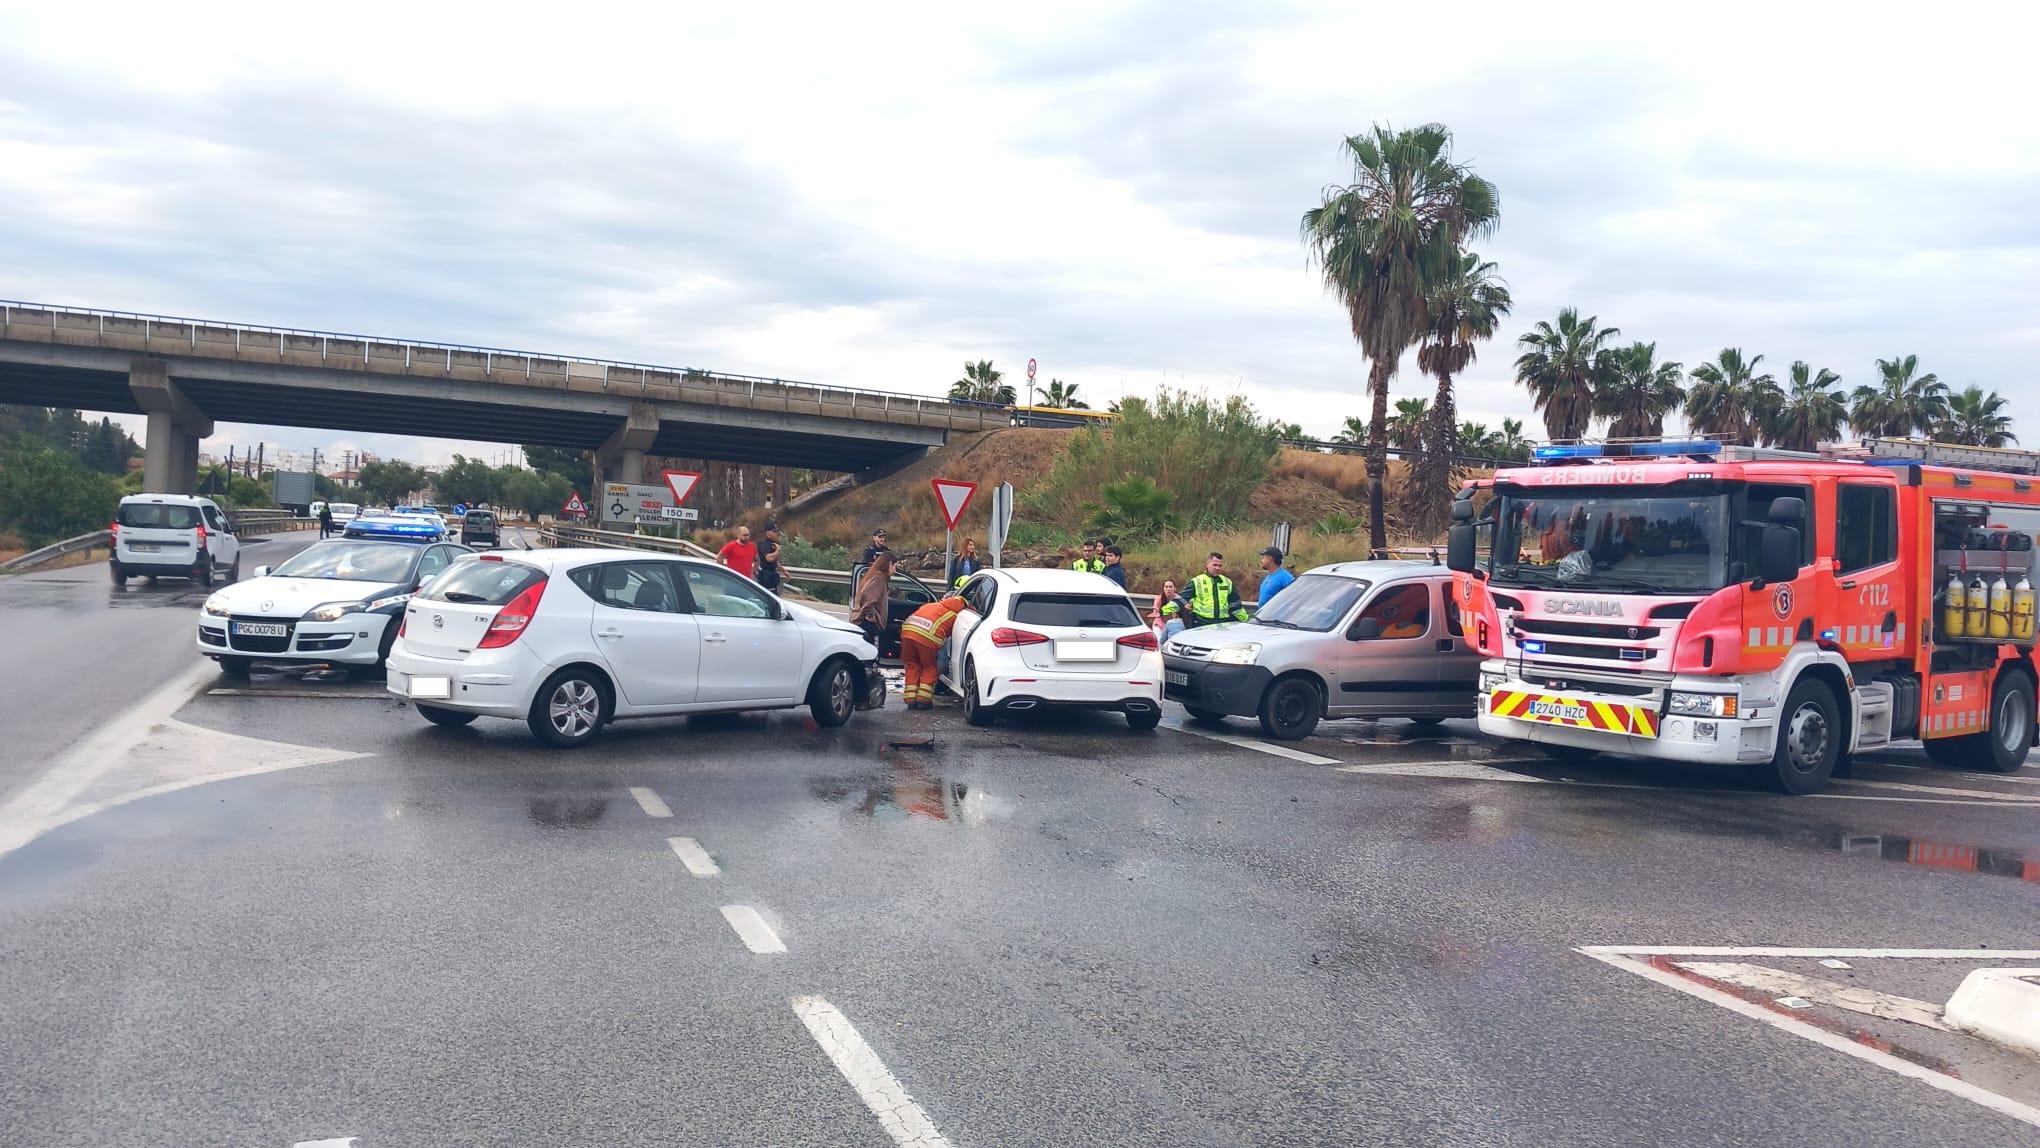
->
[779, 428, 1071, 546]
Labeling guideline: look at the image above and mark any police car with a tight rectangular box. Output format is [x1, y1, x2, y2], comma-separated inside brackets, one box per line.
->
[197, 538, 474, 677]
[344, 508, 451, 542]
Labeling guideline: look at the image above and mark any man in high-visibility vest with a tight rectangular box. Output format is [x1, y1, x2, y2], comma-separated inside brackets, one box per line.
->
[1071, 539, 1106, 574]
[899, 592, 968, 709]
[1162, 552, 1250, 628]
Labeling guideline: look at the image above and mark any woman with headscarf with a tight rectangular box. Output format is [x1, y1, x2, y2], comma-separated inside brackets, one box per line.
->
[851, 550, 896, 646]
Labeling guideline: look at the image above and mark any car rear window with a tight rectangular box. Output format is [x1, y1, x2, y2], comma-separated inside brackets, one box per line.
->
[1009, 593, 1141, 628]
[425, 560, 544, 605]
[465, 512, 496, 525]
[118, 503, 203, 529]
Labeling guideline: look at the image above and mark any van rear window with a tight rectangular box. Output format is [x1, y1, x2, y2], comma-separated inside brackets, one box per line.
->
[1009, 593, 1141, 628]
[118, 504, 202, 529]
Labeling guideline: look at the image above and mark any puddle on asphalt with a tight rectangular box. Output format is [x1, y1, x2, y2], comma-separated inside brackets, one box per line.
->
[526, 795, 611, 829]
[1835, 831, 2039, 883]
[808, 747, 1016, 826]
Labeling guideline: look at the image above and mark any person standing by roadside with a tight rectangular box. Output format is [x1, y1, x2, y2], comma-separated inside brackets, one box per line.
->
[861, 528, 890, 566]
[1162, 552, 1250, 630]
[1101, 544, 1127, 589]
[755, 522, 783, 592]
[1071, 539, 1105, 574]
[850, 550, 895, 646]
[898, 590, 968, 709]
[1255, 546, 1294, 608]
[317, 503, 334, 539]
[717, 524, 758, 578]
[949, 536, 982, 587]
[1150, 578, 1179, 633]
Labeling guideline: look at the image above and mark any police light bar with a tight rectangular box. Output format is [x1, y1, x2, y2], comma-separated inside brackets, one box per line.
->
[1530, 440, 1722, 464]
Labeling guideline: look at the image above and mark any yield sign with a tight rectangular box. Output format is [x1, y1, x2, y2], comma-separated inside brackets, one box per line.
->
[662, 470, 702, 506]
[562, 490, 588, 515]
[930, 478, 977, 530]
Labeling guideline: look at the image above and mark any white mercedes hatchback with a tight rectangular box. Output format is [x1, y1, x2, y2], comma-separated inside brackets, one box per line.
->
[939, 568, 1163, 730]
[385, 549, 885, 746]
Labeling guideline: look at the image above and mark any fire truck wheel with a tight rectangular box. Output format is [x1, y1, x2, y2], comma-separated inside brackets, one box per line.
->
[1760, 677, 1839, 794]
[1981, 672, 2035, 774]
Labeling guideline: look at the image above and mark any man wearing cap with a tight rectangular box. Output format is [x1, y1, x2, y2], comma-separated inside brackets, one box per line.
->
[1256, 546, 1294, 608]
[861, 528, 890, 566]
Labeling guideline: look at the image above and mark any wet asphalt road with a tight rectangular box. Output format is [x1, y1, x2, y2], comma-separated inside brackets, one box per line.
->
[2, 558, 2039, 1145]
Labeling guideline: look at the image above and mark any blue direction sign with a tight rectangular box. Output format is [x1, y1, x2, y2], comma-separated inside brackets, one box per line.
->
[452, 503, 468, 517]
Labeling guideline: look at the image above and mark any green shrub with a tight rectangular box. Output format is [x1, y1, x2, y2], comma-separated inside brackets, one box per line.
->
[1085, 476, 1179, 539]
[0, 439, 123, 547]
[1031, 389, 1283, 531]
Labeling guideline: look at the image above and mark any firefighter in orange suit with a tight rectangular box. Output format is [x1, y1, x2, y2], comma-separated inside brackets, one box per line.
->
[899, 594, 968, 709]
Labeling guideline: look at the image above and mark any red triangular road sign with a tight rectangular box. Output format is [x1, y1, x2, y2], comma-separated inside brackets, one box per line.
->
[930, 478, 978, 530]
[562, 490, 587, 515]
[662, 470, 702, 506]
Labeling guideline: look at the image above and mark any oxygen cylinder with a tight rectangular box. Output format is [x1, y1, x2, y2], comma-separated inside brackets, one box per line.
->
[1990, 573, 2013, 638]
[1943, 571, 1968, 637]
[2016, 575, 2036, 642]
[1968, 574, 1991, 637]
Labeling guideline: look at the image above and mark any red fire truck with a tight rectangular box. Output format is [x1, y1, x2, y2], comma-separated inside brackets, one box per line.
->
[1446, 438, 2040, 793]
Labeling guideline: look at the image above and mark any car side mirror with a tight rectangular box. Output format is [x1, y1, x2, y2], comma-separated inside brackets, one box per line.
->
[1759, 524, 1801, 585]
[1451, 498, 1474, 523]
[1446, 523, 1477, 573]
[1348, 617, 1383, 641]
[250, 565, 270, 579]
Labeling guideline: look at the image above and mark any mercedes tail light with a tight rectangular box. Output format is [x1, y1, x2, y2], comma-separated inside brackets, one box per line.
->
[1117, 631, 1158, 650]
[988, 627, 1049, 647]
[478, 579, 547, 648]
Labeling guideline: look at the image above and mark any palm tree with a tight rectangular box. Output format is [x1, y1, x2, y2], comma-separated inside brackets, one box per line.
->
[1459, 421, 1492, 455]
[949, 359, 1014, 405]
[1761, 362, 1847, 452]
[1850, 354, 1947, 439]
[1595, 342, 1685, 438]
[1040, 378, 1087, 409]
[1331, 415, 1369, 445]
[1492, 418, 1531, 462]
[1302, 123, 1499, 552]
[1515, 309, 1619, 441]
[1685, 349, 1780, 444]
[1941, 385, 2018, 447]
[1413, 253, 1511, 529]
[1387, 397, 1430, 452]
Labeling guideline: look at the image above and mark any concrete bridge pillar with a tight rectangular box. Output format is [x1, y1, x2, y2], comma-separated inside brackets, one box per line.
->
[131, 359, 213, 494]
[595, 401, 660, 489]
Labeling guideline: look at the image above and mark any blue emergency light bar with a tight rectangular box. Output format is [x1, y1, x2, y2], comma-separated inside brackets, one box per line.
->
[345, 517, 444, 541]
[1530, 440, 1723, 463]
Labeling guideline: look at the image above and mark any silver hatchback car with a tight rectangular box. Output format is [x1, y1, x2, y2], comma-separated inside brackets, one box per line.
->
[1161, 560, 1479, 740]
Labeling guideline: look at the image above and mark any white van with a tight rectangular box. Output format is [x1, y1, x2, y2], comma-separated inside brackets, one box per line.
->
[111, 494, 242, 587]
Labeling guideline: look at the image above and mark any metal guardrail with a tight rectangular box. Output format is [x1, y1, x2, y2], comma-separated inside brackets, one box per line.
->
[0, 530, 110, 573]
[536, 523, 856, 587]
[0, 509, 317, 574]
[0, 300, 983, 417]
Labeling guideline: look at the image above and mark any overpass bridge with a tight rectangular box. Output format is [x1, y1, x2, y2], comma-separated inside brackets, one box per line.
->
[0, 302, 1001, 493]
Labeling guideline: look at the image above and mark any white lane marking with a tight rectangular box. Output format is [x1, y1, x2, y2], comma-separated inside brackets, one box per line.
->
[1581, 948, 2040, 1131]
[1162, 717, 1339, 765]
[1584, 945, 2040, 959]
[293, 1139, 358, 1147]
[719, 905, 786, 954]
[628, 786, 673, 818]
[792, 996, 954, 1148]
[667, 836, 720, 876]
[1860, 760, 2040, 785]
[1834, 777, 2040, 804]
[1339, 762, 2040, 805]
[1336, 760, 1560, 782]
[1674, 961, 1950, 1030]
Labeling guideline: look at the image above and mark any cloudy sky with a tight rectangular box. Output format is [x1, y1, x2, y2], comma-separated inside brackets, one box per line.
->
[3, 2, 2036, 466]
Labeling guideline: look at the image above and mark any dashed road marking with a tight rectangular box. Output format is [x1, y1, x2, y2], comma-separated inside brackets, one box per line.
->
[667, 836, 720, 876]
[792, 995, 954, 1148]
[719, 905, 786, 954]
[293, 1139, 359, 1147]
[1836, 777, 2040, 804]
[1859, 759, 2040, 785]
[1162, 717, 1339, 765]
[629, 786, 673, 818]
[1582, 945, 2040, 1131]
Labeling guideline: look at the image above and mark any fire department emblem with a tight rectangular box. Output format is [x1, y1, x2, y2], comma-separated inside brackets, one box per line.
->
[1772, 585, 1793, 619]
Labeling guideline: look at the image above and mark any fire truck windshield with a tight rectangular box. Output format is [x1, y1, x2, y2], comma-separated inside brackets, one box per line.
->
[1490, 488, 1730, 595]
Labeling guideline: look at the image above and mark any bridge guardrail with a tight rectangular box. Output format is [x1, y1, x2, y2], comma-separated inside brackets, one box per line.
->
[0, 530, 111, 573]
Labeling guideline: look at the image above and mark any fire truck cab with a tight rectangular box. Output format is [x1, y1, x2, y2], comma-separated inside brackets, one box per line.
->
[1447, 438, 2040, 793]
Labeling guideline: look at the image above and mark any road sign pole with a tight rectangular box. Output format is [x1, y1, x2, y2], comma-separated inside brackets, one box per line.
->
[944, 528, 954, 591]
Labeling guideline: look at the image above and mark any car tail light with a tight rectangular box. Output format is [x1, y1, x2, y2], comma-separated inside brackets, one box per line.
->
[108, 521, 119, 541]
[988, 627, 1049, 647]
[480, 554, 502, 562]
[1117, 631, 1158, 650]
[195, 523, 207, 544]
[478, 579, 547, 648]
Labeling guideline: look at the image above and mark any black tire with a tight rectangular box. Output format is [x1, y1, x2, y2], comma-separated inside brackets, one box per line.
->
[1536, 744, 1599, 762]
[416, 704, 477, 728]
[1184, 705, 1227, 724]
[1257, 676, 1321, 740]
[1931, 672, 2036, 774]
[145, 576, 158, 585]
[1126, 708, 1162, 731]
[527, 667, 610, 748]
[1408, 716, 1447, 728]
[373, 620, 399, 669]
[217, 656, 253, 678]
[196, 559, 213, 588]
[225, 557, 240, 583]
[1756, 677, 1840, 794]
[808, 659, 857, 727]
[963, 661, 994, 727]
[110, 563, 126, 587]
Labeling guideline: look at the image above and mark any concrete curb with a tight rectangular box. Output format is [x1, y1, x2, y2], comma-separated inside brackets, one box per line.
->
[1946, 967, 2040, 1058]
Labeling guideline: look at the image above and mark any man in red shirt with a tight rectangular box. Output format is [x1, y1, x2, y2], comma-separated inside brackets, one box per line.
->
[717, 525, 759, 578]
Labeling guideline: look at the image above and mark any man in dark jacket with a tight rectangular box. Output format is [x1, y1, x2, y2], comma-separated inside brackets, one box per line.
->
[861, 528, 890, 566]
[1101, 544, 1127, 588]
[756, 522, 783, 591]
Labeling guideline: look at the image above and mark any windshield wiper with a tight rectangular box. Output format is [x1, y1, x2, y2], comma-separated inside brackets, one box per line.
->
[1492, 565, 1560, 587]
[1571, 574, 1697, 595]
[439, 590, 490, 603]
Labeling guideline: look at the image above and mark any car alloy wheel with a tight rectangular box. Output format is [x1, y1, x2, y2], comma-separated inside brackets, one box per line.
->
[549, 679, 602, 740]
